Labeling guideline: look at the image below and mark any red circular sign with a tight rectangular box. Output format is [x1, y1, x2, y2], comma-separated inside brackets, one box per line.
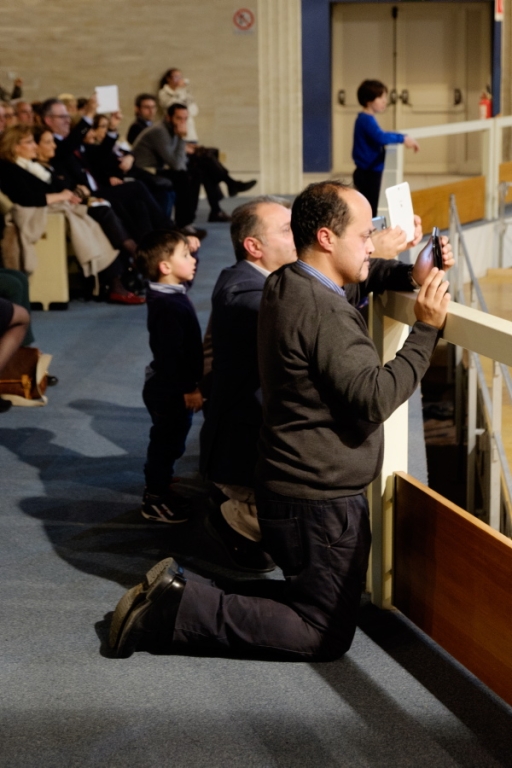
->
[233, 8, 255, 31]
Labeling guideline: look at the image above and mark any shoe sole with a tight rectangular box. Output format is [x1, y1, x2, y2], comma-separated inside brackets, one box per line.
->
[109, 557, 176, 656]
[203, 516, 275, 574]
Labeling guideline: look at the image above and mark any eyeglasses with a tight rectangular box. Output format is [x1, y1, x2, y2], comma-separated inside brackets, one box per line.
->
[48, 114, 71, 120]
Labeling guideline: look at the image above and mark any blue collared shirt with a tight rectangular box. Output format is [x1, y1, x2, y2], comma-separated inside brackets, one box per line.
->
[296, 260, 346, 297]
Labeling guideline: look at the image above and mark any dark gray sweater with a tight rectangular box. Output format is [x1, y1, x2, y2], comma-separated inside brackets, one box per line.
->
[256, 259, 439, 499]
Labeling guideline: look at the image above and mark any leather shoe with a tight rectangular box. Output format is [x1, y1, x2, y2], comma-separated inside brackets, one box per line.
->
[180, 225, 208, 241]
[109, 291, 146, 305]
[109, 557, 186, 657]
[0, 398, 12, 413]
[46, 375, 59, 387]
[227, 179, 257, 197]
[207, 210, 231, 223]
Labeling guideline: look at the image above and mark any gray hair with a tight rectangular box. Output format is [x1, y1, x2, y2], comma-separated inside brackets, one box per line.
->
[230, 195, 290, 261]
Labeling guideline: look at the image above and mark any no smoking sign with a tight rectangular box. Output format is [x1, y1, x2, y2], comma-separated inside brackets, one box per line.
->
[233, 7, 256, 33]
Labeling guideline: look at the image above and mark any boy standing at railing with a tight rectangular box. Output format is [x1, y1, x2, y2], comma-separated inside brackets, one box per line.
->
[352, 79, 420, 216]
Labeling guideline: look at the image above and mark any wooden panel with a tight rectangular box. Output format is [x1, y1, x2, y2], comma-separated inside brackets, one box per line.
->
[29, 213, 69, 310]
[411, 176, 486, 231]
[393, 472, 512, 707]
[499, 162, 512, 203]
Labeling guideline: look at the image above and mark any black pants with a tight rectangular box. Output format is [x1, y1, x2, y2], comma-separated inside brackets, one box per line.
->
[98, 180, 168, 242]
[171, 491, 372, 661]
[353, 168, 382, 217]
[143, 375, 193, 495]
[163, 151, 230, 226]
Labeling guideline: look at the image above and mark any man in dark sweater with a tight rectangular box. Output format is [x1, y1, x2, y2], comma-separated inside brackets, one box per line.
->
[136, 230, 203, 523]
[108, 182, 453, 661]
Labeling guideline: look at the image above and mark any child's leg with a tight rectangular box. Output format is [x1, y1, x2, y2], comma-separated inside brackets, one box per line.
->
[143, 377, 193, 495]
[353, 168, 382, 217]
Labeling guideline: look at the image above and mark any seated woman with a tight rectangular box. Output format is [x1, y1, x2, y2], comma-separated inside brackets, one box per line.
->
[0, 125, 144, 304]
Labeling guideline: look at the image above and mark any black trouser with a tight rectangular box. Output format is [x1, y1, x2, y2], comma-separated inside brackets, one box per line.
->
[170, 491, 372, 661]
[162, 152, 231, 226]
[353, 168, 382, 217]
[87, 205, 130, 250]
[143, 375, 193, 495]
[98, 180, 168, 242]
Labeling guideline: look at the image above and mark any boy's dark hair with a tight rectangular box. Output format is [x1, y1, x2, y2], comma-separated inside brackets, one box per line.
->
[135, 93, 156, 109]
[357, 80, 388, 107]
[167, 102, 188, 119]
[230, 195, 290, 262]
[291, 181, 352, 256]
[136, 230, 189, 282]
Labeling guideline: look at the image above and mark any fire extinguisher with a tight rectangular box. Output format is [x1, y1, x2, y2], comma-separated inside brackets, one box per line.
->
[479, 91, 492, 119]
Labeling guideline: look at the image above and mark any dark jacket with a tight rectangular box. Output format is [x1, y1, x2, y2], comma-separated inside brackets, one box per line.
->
[127, 118, 152, 146]
[256, 259, 439, 499]
[200, 259, 266, 486]
[0, 160, 64, 206]
[146, 287, 203, 395]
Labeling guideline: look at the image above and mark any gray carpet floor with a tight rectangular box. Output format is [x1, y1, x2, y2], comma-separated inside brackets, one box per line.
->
[1, 201, 512, 767]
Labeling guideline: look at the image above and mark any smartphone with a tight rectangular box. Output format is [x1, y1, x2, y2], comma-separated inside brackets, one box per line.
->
[372, 215, 387, 231]
[432, 227, 443, 270]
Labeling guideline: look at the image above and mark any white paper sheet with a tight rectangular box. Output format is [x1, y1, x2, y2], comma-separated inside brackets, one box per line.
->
[95, 85, 119, 113]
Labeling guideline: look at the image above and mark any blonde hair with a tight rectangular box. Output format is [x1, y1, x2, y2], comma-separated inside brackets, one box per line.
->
[0, 124, 33, 162]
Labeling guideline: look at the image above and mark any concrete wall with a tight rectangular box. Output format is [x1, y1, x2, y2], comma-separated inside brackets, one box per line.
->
[0, 0, 260, 174]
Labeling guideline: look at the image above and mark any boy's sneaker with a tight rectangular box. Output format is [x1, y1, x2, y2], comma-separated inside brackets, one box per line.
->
[141, 490, 189, 524]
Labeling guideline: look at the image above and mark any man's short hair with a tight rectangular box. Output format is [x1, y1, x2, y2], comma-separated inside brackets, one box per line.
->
[357, 80, 388, 107]
[291, 181, 352, 256]
[135, 93, 156, 109]
[167, 102, 188, 119]
[136, 229, 189, 282]
[41, 98, 63, 119]
[230, 196, 291, 262]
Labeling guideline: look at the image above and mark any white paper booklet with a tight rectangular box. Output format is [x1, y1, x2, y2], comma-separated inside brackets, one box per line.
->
[95, 85, 119, 113]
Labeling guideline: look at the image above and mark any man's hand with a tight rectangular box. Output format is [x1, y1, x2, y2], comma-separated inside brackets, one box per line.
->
[184, 388, 204, 412]
[108, 111, 122, 132]
[414, 268, 451, 329]
[371, 226, 408, 259]
[84, 94, 98, 119]
[412, 236, 454, 286]
[118, 154, 134, 173]
[186, 235, 201, 254]
[109, 177, 124, 186]
[404, 135, 420, 152]
[185, 143, 196, 153]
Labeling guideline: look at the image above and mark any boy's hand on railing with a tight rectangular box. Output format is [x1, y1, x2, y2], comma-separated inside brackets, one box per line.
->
[414, 268, 451, 329]
[184, 388, 204, 412]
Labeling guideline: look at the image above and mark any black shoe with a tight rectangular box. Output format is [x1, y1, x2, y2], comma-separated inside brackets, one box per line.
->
[46, 375, 59, 387]
[141, 489, 189, 524]
[204, 509, 276, 574]
[109, 557, 186, 658]
[180, 225, 208, 241]
[207, 210, 231, 223]
[227, 179, 257, 197]
[0, 398, 12, 413]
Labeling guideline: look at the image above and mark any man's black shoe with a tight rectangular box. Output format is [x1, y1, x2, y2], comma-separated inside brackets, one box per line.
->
[46, 375, 59, 386]
[109, 557, 186, 658]
[0, 398, 12, 413]
[204, 509, 275, 574]
[207, 210, 231, 223]
[227, 179, 257, 197]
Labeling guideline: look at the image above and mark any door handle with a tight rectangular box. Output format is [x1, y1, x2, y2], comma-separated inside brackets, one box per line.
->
[389, 89, 397, 105]
[454, 88, 463, 106]
[338, 89, 346, 106]
[399, 89, 411, 105]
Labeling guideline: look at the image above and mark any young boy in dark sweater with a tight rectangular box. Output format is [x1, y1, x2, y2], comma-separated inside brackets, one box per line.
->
[352, 79, 420, 216]
[136, 230, 203, 523]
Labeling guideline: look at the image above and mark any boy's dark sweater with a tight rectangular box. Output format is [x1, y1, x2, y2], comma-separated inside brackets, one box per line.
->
[256, 259, 439, 499]
[146, 287, 203, 394]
